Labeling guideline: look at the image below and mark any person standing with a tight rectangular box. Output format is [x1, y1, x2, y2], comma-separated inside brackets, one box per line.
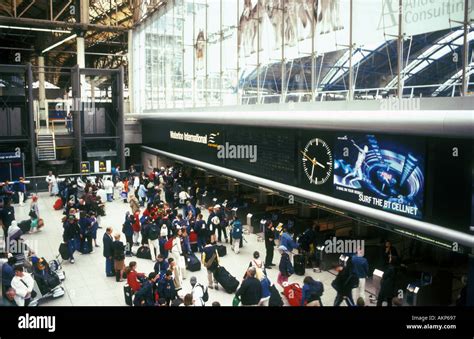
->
[45, 171, 57, 196]
[352, 249, 369, 302]
[30, 195, 40, 219]
[63, 215, 80, 264]
[332, 260, 357, 307]
[230, 216, 243, 254]
[10, 265, 34, 306]
[235, 267, 262, 306]
[377, 256, 398, 307]
[194, 214, 207, 252]
[201, 239, 219, 290]
[157, 270, 177, 306]
[1, 198, 15, 235]
[277, 246, 294, 287]
[190, 276, 206, 306]
[103, 227, 115, 277]
[280, 226, 299, 262]
[147, 221, 160, 262]
[264, 221, 275, 269]
[16, 178, 27, 206]
[383, 240, 398, 269]
[112, 233, 126, 282]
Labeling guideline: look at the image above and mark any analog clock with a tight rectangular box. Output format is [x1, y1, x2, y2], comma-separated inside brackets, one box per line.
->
[301, 138, 333, 185]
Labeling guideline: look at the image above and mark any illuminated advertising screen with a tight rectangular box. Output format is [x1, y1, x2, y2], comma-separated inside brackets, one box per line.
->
[333, 134, 425, 219]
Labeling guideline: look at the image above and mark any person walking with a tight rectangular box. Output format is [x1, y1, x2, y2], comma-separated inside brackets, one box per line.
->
[230, 216, 243, 254]
[201, 239, 219, 290]
[103, 227, 115, 277]
[352, 248, 369, 302]
[377, 256, 398, 307]
[235, 267, 262, 306]
[264, 221, 275, 269]
[332, 259, 358, 307]
[277, 246, 294, 287]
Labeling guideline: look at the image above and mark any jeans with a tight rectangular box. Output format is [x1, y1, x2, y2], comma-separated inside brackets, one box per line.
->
[67, 239, 77, 260]
[105, 257, 114, 276]
[107, 193, 113, 202]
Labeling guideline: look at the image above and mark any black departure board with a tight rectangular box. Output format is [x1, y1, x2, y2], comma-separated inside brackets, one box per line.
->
[225, 126, 297, 185]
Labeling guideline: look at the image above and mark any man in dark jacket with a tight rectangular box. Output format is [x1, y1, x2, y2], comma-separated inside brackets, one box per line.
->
[153, 254, 169, 278]
[157, 270, 177, 306]
[264, 221, 275, 269]
[332, 260, 357, 306]
[103, 227, 114, 277]
[134, 272, 159, 306]
[63, 215, 80, 264]
[122, 212, 134, 257]
[235, 267, 262, 306]
[0, 198, 15, 234]
[377, 256, 397, 306]
[352, 249, 369, 302]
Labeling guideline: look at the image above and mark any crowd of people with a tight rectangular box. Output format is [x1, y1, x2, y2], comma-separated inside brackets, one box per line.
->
[0, 163, 415, 307]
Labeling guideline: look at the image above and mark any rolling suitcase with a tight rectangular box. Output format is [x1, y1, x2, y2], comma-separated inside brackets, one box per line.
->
[269, 284, 284, 307]
[294, 254, 305, 276]
[216, 245, 227, 257]
[136, 245, 152, 260]
[213, 266, 239, 293]
[59, 243, 69, 260]
[124, 284, 133, 306]
[185, 253, 201, 272]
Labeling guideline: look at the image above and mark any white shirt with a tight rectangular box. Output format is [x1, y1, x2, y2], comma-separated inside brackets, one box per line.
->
[192, 284, 205, 306]
[171, 237, 182, 255]
[11, 273, 34, 306]
[97, 189, 107, 203]
[104, 180, 114, 194]
[133, 177, 140, 189]
[45, 175, 56, 184]
[178, 191, 190, 203]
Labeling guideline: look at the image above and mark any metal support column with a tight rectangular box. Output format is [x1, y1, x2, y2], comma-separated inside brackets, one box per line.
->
[205, 0, 208, 107]
[71, 65, 82, 171]
[311, 1, 317, 102]
[118, 66, 125, 169]
[26, 63, 36, 176]
[348, 0, 354, 101]
[281, 5, 286, 103]
[462, 0, 470, 97]
[128, 29, 133, 113]
[219, 0, 223, 106]
[257, 3, 261, 104]
[236, 0, 240, 105]
[192, 0, 196, 108]
[37, 56, 46, 126]
[397, 0, 404, 99]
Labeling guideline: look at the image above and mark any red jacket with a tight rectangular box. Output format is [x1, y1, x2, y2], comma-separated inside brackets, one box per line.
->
[127, 269, 145, 292]
[132, 211, 141, 232]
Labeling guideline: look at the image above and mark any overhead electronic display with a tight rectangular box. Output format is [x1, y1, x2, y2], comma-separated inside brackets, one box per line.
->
[333, 134, 425, 219]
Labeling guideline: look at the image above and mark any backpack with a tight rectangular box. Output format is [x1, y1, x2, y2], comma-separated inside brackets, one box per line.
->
[164, 238, 174, 251]
[148, 224, 159, 240]
[198, 284, 209, 302]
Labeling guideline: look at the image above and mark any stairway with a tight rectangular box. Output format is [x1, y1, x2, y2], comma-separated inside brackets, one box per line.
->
[37, 132, 57, 161]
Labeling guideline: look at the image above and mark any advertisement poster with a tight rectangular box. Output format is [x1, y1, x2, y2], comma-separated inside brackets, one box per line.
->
[333, 134, 425, 219]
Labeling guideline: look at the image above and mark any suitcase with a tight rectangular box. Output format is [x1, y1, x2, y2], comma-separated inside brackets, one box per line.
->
[124, 284, 133, 306]
[59, 243, 69, 260]
[185, 253, 201, 272]
[294, 254, 305, 276]
[136, 245, 152, 260]
[53, 198, 63, 210]
[283, 283, 302, 307]
[213, 266, 239, 293]
[217, 245, 227, 257]
[269, 284, 284, 307]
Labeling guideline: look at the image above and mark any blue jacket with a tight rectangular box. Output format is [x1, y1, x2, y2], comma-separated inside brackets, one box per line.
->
[122, 219, 134, 238]
[133, 280, 155, 306]
[280, 232, 298, 252]
[185, 205, 196, 218]
[301, 281, 324, 306]
[231, 220, 243, 239]
[1, 262, 14, 288]
[351, 255, 369, 279]
[153, 260, 169, 277]
[260, 277, 271, 299]
[157, 278, 176, 300]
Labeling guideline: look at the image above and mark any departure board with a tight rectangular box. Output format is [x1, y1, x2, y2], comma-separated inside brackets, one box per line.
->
[225, 126, 297, 185]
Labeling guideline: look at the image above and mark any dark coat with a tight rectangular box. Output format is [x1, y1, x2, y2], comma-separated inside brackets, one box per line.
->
[112, 240, 125, 261]
[103, 233, 114, 258]
[236, 277, 262, 305]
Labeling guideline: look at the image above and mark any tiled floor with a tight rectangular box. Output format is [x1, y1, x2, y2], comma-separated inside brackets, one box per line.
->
[10, 192, 368, 306]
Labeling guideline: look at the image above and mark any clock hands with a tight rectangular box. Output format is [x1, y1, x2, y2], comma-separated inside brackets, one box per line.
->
[300, 150, 326, 169]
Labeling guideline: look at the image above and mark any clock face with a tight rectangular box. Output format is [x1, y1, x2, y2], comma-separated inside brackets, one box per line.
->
[301, 138, 333, 185]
